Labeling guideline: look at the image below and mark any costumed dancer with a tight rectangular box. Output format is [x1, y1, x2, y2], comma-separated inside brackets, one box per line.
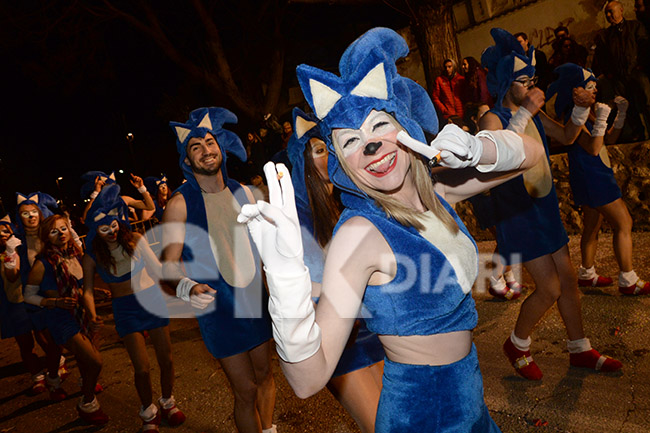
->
[80, 171, 154, 221]
[479, 28, 622, 380]
[546, 63, 649, 295]
[238, 27, 545, 431]
[287, 108, 384, 432]
[23, 215, 108, 425]
[142, 175, 171, 222]
[161, 108, 276, 433]
[14, 192, 70, 395]
[82, 184, 185, 432]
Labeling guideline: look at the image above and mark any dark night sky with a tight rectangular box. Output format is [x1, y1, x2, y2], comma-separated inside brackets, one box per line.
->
[0, 1, 409, 218]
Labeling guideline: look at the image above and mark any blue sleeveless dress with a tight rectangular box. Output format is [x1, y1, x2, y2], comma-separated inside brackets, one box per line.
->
[0, 268, 32, 339]
[176, 181, 272, 358]
[334, 193, 500, 433]
[489, 108, 568, 264]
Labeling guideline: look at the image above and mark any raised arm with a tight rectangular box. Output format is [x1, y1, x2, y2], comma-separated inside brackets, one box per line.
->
[540, 87, 594, 145]
[121, 174, 155, 211]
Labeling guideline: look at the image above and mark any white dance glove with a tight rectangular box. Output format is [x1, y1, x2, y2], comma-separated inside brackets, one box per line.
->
[506, 106, 533, 134]
[237, 162, 321, 363]
[613, 96, 628, 129]
[591, 103, 612, 137]
[4, 236, 21, 256]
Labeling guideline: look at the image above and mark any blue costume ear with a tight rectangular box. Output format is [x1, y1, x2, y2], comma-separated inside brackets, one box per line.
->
[546, 63, 597, 122]
[169, 107, 246, 191]
[296, 27, 438, 202]
[84, 184, 131, 253]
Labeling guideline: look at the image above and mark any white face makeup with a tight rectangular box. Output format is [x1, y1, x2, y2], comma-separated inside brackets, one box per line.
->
[20, 210, 39, 219]
[97, 220, 119, 236]
[585, 81, 597, 92]
[332, 111, 399, 157]
[48, 220, 70, 246]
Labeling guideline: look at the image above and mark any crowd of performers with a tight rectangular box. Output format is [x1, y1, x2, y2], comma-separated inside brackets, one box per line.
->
[1, 26, 649, 433]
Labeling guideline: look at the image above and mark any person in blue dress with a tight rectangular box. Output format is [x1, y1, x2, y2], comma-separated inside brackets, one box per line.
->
[82, 184, 185, 432]
[480, 28, 622, 380]
[546, 63, 650, 295]
[238, 27, 546, 432]
[143, 175, 171, 222]
[287, 108, 384, 432]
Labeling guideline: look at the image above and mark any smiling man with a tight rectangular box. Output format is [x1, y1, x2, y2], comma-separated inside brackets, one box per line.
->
[161, 107, 276, 433]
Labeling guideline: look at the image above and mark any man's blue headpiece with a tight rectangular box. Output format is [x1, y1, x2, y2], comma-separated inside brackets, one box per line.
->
[296, 27, 438, 201]
[144, 175, 168, 196]
[84, 184, 131, 253]
[169, 107, 247, 191]
[15, 191, 58, 234]
[546, 63, 597, 121]
[80, 171, 116, 200]
[481, 28, 537, 108]
[287, 108, 322, 213]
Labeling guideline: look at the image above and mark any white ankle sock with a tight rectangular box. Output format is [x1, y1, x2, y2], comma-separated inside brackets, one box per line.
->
[619, 270, 638, 287]
[504, 270, 517, 283]
[59, 356, 66, 368]
[578, 265, 596, 280]
[510, 331, 531, 351]
[158, 395, 175, 410]
[139, 403, 158, 421]
[79, 396, 100, 413]
[32, 371, 45, 382]
[490, 275, 507, 291]
[566, 337, 592, 354]
[262, 424, 277, 433]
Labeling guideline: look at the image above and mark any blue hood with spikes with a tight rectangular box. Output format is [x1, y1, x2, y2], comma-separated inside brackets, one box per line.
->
[546, 63, 597, 122]
[15, 191, 58, 234]
[84, 184, 131, 254]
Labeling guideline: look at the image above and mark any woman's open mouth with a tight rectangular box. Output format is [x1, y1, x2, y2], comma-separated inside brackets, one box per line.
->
[365, 151, 397, 177]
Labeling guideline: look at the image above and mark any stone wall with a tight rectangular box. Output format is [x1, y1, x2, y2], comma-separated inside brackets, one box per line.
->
[455, 141, 650, 241]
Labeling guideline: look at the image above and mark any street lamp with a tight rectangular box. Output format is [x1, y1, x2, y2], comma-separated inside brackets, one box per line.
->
[55, 177, 64, 204]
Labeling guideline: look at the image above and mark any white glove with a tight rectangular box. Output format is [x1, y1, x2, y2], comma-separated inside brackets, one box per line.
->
[237, 162, 321, 362]
[398, 124, 483, 170]
[591, 103, 612, 137]
[175, 278, 216, 310]
[474, 130, 527, 172]
[4, 236, 21, 256]
[507, 106, 533, 134]
[613, 96, 628, 129]
[571, 104, 590, 126]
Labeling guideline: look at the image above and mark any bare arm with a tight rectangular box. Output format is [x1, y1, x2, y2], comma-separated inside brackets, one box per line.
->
[24, 260, 51, 307]
[122, 174, 155, 211]
[134, 232, 163, 281]
[81, 254, 99, 320]
[160, 193, 187, 296]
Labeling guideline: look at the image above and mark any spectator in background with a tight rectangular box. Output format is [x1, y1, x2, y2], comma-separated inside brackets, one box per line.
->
[431, 58, 466, 124]
[593, 0, 650, 141]
[635, 0, 650, 33]
[515, 32, 551, 91]
[461, 56, 493, 107]
[551, 26, 588, 67]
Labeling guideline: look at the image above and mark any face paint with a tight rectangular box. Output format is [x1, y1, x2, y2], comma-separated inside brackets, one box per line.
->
[20, 210, 40, 219]
[585, 81, 597, 92]
[97, 220, 119, 235]
[332, 111, 399, 157]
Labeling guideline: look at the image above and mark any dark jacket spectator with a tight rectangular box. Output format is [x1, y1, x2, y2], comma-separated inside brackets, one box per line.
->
[550, 37, 588, 68]
[593, 18, 648, 78]
[461, 56, 493, 107]
[432, 59, 466, 122]
[515, 32, 552, 91]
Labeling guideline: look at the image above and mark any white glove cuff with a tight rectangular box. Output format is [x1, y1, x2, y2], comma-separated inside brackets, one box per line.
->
[591, 120, 608, 137]
[571, 105, 590, 126]
[265, 266, 322, 363]
[138, 185, 148, 194]
[506, 106, 533, 134]
[176, 277, 198, 302]
[474, 130, 526, 172]
[89, 191, 99, 199]
[3, 253, 17, 269]
[24, 284, 45, 307]
[613, 111, 626, 129]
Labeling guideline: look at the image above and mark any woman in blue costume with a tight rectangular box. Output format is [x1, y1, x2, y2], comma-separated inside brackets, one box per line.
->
[14, 192, 71, 396]
[142, 175, 171, 222]
[239, 27, 547, 432]
[288, 108, 384, 432]
[480, 29, 622, 381]
[24, 214, 108, 425]
[546, 64, 649, 296]
[82, 184, 185, 432]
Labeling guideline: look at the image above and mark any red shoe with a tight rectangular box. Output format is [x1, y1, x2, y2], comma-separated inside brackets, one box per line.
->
[77, 402, 109, 425]
[142, 412, 161, 432]
[161, 403, 186, 426]
[49, 386, 68, 402]
[503, 337, 543, 380]
[28, 378, 47, 396]
[94, 383, 104, 394]
[489, 283, 521, 300]
[578, 275, 614, 287]
[58, 363, 71, 381]
[570, 349, 622, 372]
[619, 279, 650, 296]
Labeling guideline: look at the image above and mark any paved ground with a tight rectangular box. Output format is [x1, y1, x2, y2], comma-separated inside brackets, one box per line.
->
[0, 233, 649, 433]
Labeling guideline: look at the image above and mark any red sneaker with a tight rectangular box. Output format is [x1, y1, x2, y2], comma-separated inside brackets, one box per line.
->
[94, 383, 104, 394]
[49, 386, 68, 402]
[77, 403, 109, 425]
[503, 337, 543, 380]
[578, 275, 613, 287]
[489, 284, 521, 300]
[161, 403, 186, 426]
[28, 378, 47, 396]
[570, 348, 622, 372]
[619, 279, 650, 296]
[142, 412, 161, 432]
[58, 363, 71, 381]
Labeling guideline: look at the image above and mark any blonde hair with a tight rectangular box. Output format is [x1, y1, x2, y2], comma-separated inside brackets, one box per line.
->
[333, 129, 458, 233]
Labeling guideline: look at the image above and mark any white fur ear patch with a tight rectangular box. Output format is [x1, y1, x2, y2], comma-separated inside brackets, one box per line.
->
[109, 172, 116, 181]
[310, 79, 342, 119]
[16, 194, 27, 205]
[198, 113, 212, 130]
[32, 195, 39, 204]
[295, 116, 318, 139]
[175, 126, 191, 143]
[0, 214, 10, 224]
[583, 69, 592, 82]
[531, 50, 536, 67]
[351, 63, 388, 100]
[513, 56, 528, 73]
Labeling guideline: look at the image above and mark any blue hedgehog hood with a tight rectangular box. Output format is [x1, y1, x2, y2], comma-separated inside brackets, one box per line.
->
[15, 191, 58, 234]
[287, 108, 322, 215]
[144, 175, 167, 196]
[84, 184, 131, 254]
[169, 107, 247, 191]
[296, 27, 438, 203]
[546, 63, 597, 122]
[80, 171, 116, 200]
[481, 28, 537, 109]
